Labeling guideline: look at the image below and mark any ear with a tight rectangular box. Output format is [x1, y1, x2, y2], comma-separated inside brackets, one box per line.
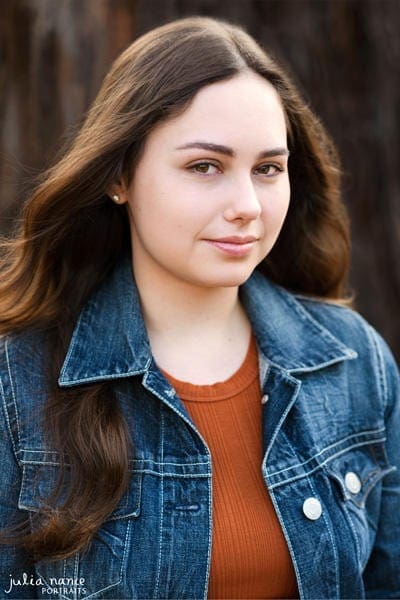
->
[107, 180, 128, 205]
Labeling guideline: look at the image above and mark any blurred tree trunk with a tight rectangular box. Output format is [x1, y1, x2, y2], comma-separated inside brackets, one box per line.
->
[0, 0, 136, 227]
[1, 0, 399, 359]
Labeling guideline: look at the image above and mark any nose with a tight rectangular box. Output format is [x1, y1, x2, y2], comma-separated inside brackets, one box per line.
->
[223, 174, 262, 222]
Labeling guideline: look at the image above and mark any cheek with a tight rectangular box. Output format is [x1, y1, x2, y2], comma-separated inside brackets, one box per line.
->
[278, 192, 291, 224]
[127, 177, 169, 227]
[262, 183, 291, 229]
[127, 182, 196, 250]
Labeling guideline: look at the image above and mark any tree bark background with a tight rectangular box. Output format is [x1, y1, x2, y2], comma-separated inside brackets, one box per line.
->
[1, 0, 399, 359]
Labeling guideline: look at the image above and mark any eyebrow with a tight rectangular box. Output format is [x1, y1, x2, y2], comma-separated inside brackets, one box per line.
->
[175, 141, 290, 160]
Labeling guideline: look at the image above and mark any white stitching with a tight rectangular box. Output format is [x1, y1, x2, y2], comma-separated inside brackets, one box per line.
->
[154, 407, 164, 598]
[308, 476, 340, 598]
[268, 428, 386, 477]
[203, 455, 213, 599]
[268, 437, 387, 490]
[343, 502, 362, 569]
[269, 485, 304, 598]
[368, 325, 388, 409]
[0, 376, 19, 460]
[5, 339, 21, 448]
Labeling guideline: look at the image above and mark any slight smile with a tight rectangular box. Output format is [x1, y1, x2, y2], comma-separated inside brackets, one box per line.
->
[204, 236, 259, 257]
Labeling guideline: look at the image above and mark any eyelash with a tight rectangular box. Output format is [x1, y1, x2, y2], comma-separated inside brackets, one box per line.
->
[187, 161, 285, 177]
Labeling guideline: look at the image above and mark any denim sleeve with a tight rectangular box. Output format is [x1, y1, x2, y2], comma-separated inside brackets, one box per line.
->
[0, 377, 38, 599]
[364, 330, 400, 598]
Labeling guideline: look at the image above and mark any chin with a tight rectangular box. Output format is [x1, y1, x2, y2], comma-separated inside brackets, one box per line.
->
[195, 268, 256, 289]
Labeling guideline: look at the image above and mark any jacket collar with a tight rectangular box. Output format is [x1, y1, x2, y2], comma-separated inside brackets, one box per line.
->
[239, 271, 357, 373]
[59, 258, 356, 387]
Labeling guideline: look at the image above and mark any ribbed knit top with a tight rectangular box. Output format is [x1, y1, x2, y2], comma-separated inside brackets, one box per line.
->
[162, 333, 298, 599]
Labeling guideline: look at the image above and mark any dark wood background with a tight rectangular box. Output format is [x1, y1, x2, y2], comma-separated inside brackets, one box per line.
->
[1, 0, 399, 359]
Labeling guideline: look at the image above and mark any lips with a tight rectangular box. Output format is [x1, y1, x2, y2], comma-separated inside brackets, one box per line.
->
[204, 235, 259, 257]
[208, 235, 259, 244]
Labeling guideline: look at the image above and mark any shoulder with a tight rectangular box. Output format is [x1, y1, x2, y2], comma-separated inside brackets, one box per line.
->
[293, 292, 399, 409]
[0, 328, 51, 384]
[0, 329, 52, 451]
[294, 293, 375, 349]
[244, 271, 398, 381]
[294, 291, 389, 357]
[244, 270, 399, 408]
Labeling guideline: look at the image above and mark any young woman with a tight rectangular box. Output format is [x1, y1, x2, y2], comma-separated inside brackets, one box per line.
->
[0, 16, 399, 600]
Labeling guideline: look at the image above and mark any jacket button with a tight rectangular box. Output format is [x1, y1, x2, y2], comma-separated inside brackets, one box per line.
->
[344, 471, 362, 494]
[261, 394, 269, 404]
[303, 497, 322, 520]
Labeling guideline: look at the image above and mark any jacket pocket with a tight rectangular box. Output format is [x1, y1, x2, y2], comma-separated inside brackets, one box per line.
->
[18, 452, 141, 599]
[324, 439, 395, 568]
[325, 440, 394, 508]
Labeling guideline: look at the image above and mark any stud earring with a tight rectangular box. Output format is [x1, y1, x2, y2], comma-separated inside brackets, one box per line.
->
[112, 194, 121, 204]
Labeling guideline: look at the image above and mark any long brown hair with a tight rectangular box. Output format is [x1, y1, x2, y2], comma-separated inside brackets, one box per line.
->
[0, 16, 350, 560]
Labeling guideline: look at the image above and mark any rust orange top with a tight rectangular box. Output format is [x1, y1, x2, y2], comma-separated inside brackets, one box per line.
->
[162, 333, 298, 599]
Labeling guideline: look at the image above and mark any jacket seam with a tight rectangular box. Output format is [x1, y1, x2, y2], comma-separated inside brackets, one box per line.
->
[367, 325, 388, 410]
[58, 312, 84, 381]
[18, 451, 210, 466]
[282, 290, 356, 353]
[307, 473, 340, 598]
[293, 293, 352, 308]
[267, 436, 387, 490]
[0, 376, 20, 461]
[204, 460, 213, 600]
[269, 486, 304, 599]
[73, 553, 79, 600]
[19, 454, 211, 466]
[267, 430, 305, 597]
[342, 502, 363, 570]
[268, 428, 386, 477]
[4, 339, 22, 454]
[59, 368, 149, 387]
[18, 463, 211, 477]
[263, 372, 301, 462]
[154, 407, 165, 599]
[289, 433, 340, 598]
[287, 353, 358, 374]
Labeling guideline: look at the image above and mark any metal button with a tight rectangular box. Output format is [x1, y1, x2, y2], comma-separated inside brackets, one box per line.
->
[344, 471, 362, 494]
[303, 497, 322, 520]
[261, 394, 269, 404]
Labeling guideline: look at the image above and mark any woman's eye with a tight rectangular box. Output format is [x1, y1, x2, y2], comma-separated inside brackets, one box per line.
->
[189, 162, 220, 175]
[255, 163, 284, 177]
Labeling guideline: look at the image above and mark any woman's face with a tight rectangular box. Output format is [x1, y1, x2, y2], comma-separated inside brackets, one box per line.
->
[122, 71, 290, 289]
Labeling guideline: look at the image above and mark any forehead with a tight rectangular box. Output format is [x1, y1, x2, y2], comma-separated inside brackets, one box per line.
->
[146, 71, 287, 150]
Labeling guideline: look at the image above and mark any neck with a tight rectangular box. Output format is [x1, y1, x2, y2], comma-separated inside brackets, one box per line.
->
[131, 253, 252, 382]
[133, 259, 244, 342]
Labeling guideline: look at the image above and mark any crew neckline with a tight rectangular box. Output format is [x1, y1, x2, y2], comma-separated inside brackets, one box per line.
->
[160, 333, 259, 402]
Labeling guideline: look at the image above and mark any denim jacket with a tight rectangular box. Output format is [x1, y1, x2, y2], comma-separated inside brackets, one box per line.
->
[0, 259, 399, 600]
